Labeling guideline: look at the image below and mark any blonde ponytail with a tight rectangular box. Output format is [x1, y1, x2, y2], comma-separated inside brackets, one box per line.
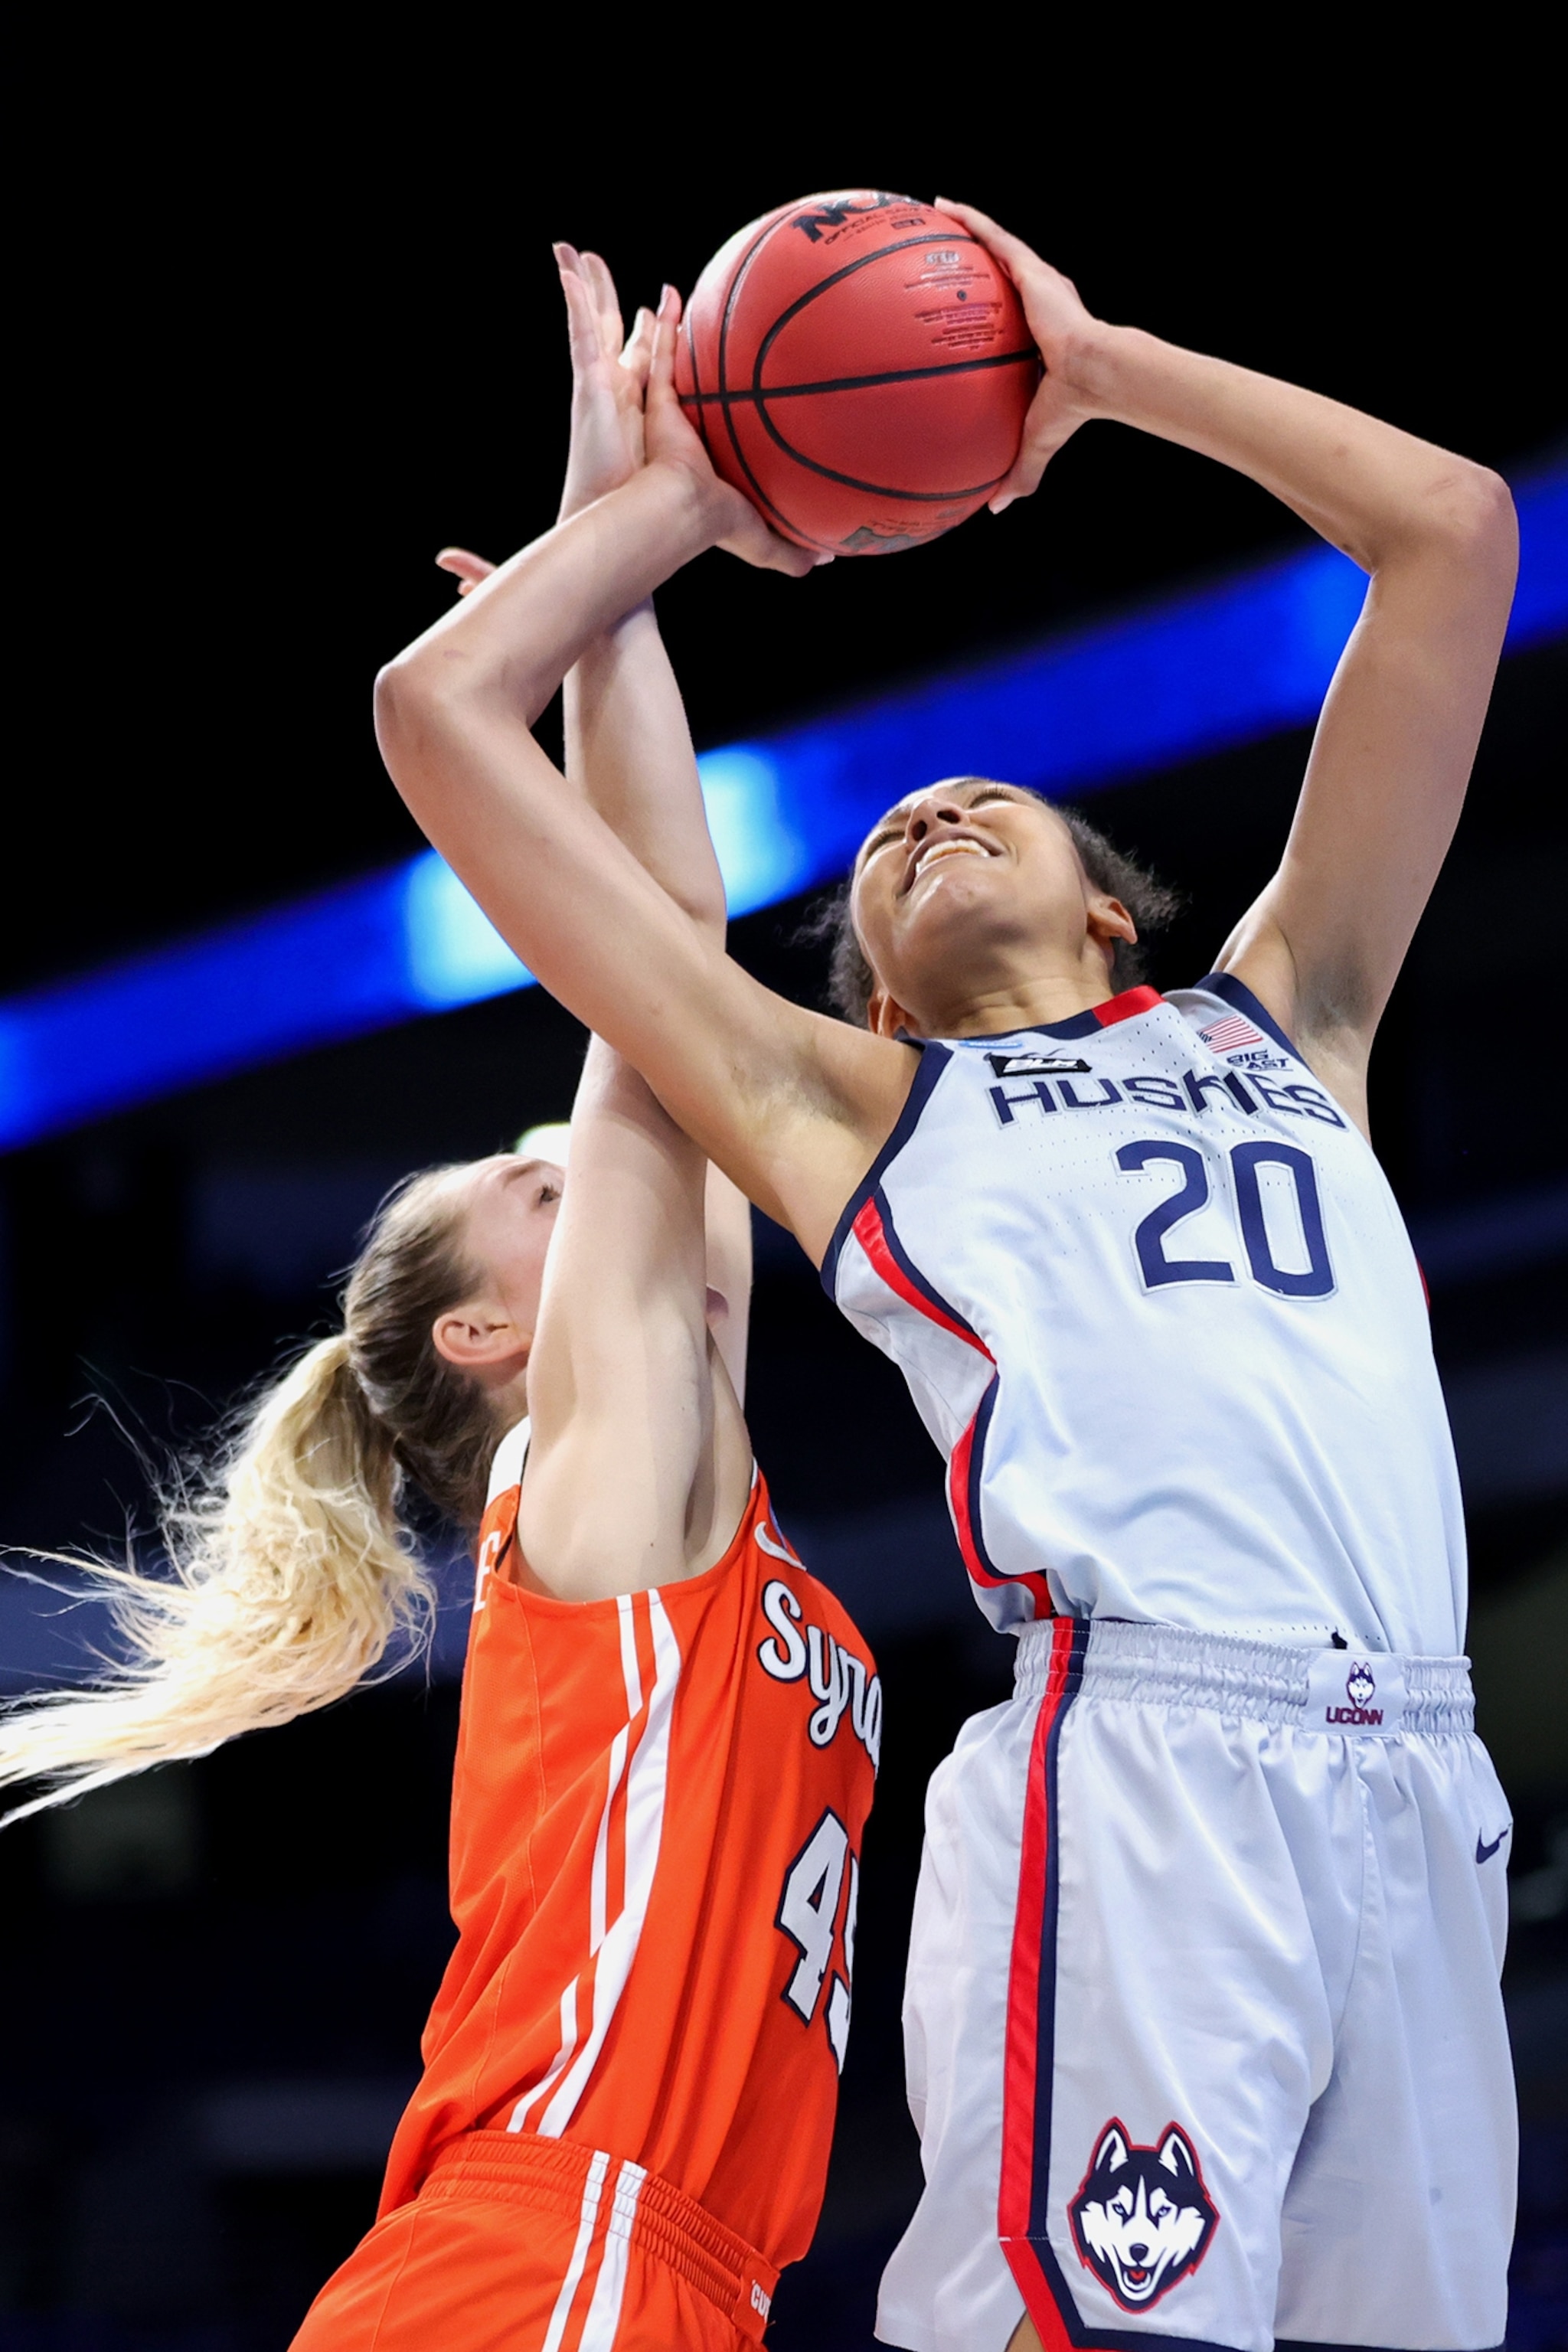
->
[1, 1167, 503, 1825]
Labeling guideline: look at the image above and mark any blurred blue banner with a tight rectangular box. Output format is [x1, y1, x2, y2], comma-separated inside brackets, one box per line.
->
[2, 466, 1563, 1152]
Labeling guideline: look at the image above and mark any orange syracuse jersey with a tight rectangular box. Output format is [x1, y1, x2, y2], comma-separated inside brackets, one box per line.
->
[379, 1419, 879, 2274]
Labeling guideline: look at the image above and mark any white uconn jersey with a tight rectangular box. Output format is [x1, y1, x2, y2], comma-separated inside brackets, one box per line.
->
[825, 975, 1465, 1653]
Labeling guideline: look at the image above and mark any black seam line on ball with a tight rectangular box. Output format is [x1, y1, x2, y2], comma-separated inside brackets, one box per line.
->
[743, 225, 1029, 509]
[715, 217, 799, 531]
[713, 212, 840, 554]
[679, 345, 1040, 407]
[753, 232, 991, 390]
[753, 420, 1010, 501]
[684, 312, 716, 462]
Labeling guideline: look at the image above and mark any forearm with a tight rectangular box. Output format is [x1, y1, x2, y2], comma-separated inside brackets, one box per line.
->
[564, 603, 725, 934]
[1067, 325, 1510, 572]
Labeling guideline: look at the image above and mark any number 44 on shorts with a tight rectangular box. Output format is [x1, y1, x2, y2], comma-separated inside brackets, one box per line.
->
[776, 1810, 859, 2072]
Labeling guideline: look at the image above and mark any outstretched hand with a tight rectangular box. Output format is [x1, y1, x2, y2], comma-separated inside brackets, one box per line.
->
[934, 198, 1106, 511]
[556, 244, 657, 520]
[436, 247, 655, 598]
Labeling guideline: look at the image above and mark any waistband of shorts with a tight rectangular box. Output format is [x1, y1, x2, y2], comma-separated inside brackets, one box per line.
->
[420, 2128, 779, 2341]
[1013, 1615, 1474, 1735]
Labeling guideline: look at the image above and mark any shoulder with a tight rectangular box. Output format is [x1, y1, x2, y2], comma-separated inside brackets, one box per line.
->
[1165, 973, 1309, 1065]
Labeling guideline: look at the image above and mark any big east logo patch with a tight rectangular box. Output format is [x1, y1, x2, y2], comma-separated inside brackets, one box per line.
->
[1069, 2119, 1219, 2310]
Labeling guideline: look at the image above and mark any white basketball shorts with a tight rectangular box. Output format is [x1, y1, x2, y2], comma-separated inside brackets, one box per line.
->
[876, 1618, 1515, 2352]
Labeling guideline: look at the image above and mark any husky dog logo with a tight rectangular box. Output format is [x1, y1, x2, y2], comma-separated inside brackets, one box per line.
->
[1346, 1661, 1376, 1708]
[1069, 2119, 1219, 2311]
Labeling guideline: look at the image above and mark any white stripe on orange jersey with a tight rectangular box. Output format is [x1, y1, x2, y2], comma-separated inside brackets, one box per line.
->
[536, 1592, 678, 2139]
[542, 2148, 611, 2352]
[577, 2161, 647, 2350]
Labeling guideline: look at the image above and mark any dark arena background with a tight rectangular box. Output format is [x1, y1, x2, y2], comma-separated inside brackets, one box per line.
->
[3, 52, 1563, 2352]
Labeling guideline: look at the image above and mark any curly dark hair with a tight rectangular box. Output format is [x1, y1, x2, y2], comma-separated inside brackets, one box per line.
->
[803, 785, 1182, 1027]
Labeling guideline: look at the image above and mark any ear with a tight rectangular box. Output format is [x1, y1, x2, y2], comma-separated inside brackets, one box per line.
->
[1086, 893, 1138, 960]
[1157, 2125, 1198, 2182]
[432, 1302, 531, 1380]
[867, 985, 920, 1039]
[1091, 2122, 1130, 2176]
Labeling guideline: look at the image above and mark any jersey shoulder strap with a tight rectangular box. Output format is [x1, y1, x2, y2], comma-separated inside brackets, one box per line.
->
[485, 1416, 531, 1509]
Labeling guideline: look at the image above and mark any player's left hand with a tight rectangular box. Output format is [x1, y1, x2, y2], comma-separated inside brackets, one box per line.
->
[933, 197, 1105, 511]
[645, 287, 822, 578]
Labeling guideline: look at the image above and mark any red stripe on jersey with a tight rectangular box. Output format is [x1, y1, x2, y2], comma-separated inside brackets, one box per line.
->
[1091, 983, 1162, 1029]
[999, 1619, 1081, 2346]
[856, 1199, 1054, 1615]
[947, 1403, 1000, 1586]
[948, 1404, 1054, 1615]
[851, 1198, 991, 1356]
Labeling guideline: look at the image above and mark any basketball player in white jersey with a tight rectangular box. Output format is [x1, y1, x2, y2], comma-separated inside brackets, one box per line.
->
[374, 209, 1520, 2350]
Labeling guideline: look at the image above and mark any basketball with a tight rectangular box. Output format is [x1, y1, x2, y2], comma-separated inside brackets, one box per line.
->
[676, 191, 1040, 557]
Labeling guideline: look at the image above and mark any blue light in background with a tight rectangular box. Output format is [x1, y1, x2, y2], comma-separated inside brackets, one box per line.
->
[698, 749, 808, 917]
[0, 870, 420, 1152]
[2, 467, 1563, 1152]
[403, 851, 531, 1008]
[703, 467, 1568, 909]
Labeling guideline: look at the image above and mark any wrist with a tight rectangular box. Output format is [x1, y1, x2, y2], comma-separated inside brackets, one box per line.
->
[558, 459, 639, 526]
[640, 455, 732, 552]
[1047, 318, 1143, 413]
[1063, 323, 1210, 429]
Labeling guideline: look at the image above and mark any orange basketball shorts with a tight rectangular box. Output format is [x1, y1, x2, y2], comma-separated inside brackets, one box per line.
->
[290, 2130, 780, 2351]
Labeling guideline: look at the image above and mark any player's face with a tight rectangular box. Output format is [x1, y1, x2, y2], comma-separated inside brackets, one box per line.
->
[851, 781, 1119, 1034]
[451, 1154, 565, 1344]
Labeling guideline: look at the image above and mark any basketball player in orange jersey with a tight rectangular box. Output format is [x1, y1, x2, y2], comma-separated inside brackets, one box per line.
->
[374, 209, 1519, 2351]
[1, 255, 877, 2352]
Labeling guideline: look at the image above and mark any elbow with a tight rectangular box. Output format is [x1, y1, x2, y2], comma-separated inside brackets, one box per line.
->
[1423, 461, 1517, 577]
[372, 646, 492, 793]
[375, 640, 555, 756]
[374, 646, 452, 747]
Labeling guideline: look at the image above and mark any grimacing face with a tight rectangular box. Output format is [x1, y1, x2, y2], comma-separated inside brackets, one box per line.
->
[848, 780, 1135, 1035]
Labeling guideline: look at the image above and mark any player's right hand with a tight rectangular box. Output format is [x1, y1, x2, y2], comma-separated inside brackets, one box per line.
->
[933, 198, 1106, 511]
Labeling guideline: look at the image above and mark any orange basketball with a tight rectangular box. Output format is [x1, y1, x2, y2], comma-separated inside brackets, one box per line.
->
[675, 191, 1039, 557]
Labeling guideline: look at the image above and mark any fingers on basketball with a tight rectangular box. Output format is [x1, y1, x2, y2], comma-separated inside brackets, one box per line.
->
[648, 289, 681, 400]
[991, 381, 1074, 509]
[933, 197, 1017, 265]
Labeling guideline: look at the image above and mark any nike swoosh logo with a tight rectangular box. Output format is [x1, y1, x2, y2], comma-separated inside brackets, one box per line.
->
[1475, 1829, 1509, 1864]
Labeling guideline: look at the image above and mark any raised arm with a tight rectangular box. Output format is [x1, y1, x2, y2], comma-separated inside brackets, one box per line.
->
[947, 200, 1517, 1133]
[374, 290, 917, 1263]
[494, 255, 757, 1596]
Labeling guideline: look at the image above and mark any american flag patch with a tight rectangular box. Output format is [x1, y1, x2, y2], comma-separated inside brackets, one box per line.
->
[1199, 1014, 1265, 1053]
